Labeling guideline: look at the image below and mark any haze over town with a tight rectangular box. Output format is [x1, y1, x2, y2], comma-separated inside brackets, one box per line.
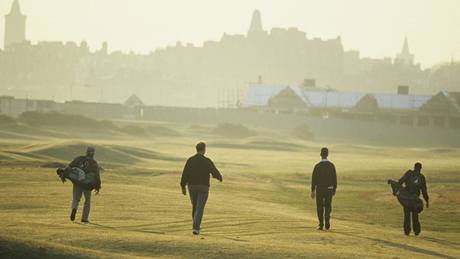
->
[1, 0, 459, 67]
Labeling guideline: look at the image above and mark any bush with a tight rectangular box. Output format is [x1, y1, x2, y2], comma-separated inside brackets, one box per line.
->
[213, 123, 256, 138]
[0, 114, 16, 125]
[18, 111, 114, 130]
[292, 123, 314, 140]
[146, 125, 180, 136]
[119, 125, 149, 136]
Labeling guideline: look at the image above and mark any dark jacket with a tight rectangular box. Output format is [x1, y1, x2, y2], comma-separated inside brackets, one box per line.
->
[398, 170, 429, 202]
[180, 153, 222, 188]
[69, 156, 101, 191]
[311, 160, 337, 193]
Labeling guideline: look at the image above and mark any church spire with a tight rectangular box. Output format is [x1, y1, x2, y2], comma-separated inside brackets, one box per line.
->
[402, 36, 410, 55]
[8, 0, 23, 16]
[395, 37, 414, 66]
[248, 10, 263, 34]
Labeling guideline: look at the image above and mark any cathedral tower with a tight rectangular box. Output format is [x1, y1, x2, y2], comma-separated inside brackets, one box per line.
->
[4, 0, 26, 49]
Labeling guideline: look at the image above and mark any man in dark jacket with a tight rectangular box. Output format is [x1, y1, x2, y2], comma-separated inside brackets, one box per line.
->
[311, 147, 337, 230]
[180, 142, 223, 235]
[398, 162, 429, 236]
[68, 146, 101, 223]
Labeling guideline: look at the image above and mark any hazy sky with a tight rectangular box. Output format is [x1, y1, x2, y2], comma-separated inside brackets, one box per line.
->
[1, 0, 459, 68]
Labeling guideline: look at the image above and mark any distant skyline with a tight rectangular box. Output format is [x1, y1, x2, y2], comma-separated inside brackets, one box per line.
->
[1, 0, 459, 68]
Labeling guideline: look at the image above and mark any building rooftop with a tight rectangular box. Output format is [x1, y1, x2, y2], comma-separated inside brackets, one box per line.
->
[243, 84, 432, 110]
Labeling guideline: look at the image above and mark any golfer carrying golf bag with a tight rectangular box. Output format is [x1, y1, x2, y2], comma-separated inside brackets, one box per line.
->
[57, 146, 101, 223]
[398, 162, 429, 236]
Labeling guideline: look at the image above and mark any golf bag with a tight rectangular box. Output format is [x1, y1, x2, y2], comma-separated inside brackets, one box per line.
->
[57, 167, 98, 190]
[387, 179, 423, 213]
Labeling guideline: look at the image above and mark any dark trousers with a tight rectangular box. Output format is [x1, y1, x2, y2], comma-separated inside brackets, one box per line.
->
[316, 189, 333, 227]
[188, 185, 209, 231]
[404, 207, 421, 235]
[72, 184, 91, 221]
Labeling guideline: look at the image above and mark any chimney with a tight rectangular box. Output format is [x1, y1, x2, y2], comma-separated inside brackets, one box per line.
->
[302, 79, 316, 89]
[397, 85, 409, 95]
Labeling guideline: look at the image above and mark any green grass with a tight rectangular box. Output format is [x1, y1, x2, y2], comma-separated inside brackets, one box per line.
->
[0, 124, 459, 258]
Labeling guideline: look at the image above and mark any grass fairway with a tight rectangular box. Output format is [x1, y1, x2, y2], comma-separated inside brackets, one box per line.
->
[1, 129, 460, 258]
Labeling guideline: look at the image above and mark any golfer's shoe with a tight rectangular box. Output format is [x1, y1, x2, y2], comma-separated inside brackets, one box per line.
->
[317, 225, 323, 231]
[325, 224, 331, 230]
[70, 208, 77, 222]
[192, 229, 200, 235]
[81, 219, 89, 224]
